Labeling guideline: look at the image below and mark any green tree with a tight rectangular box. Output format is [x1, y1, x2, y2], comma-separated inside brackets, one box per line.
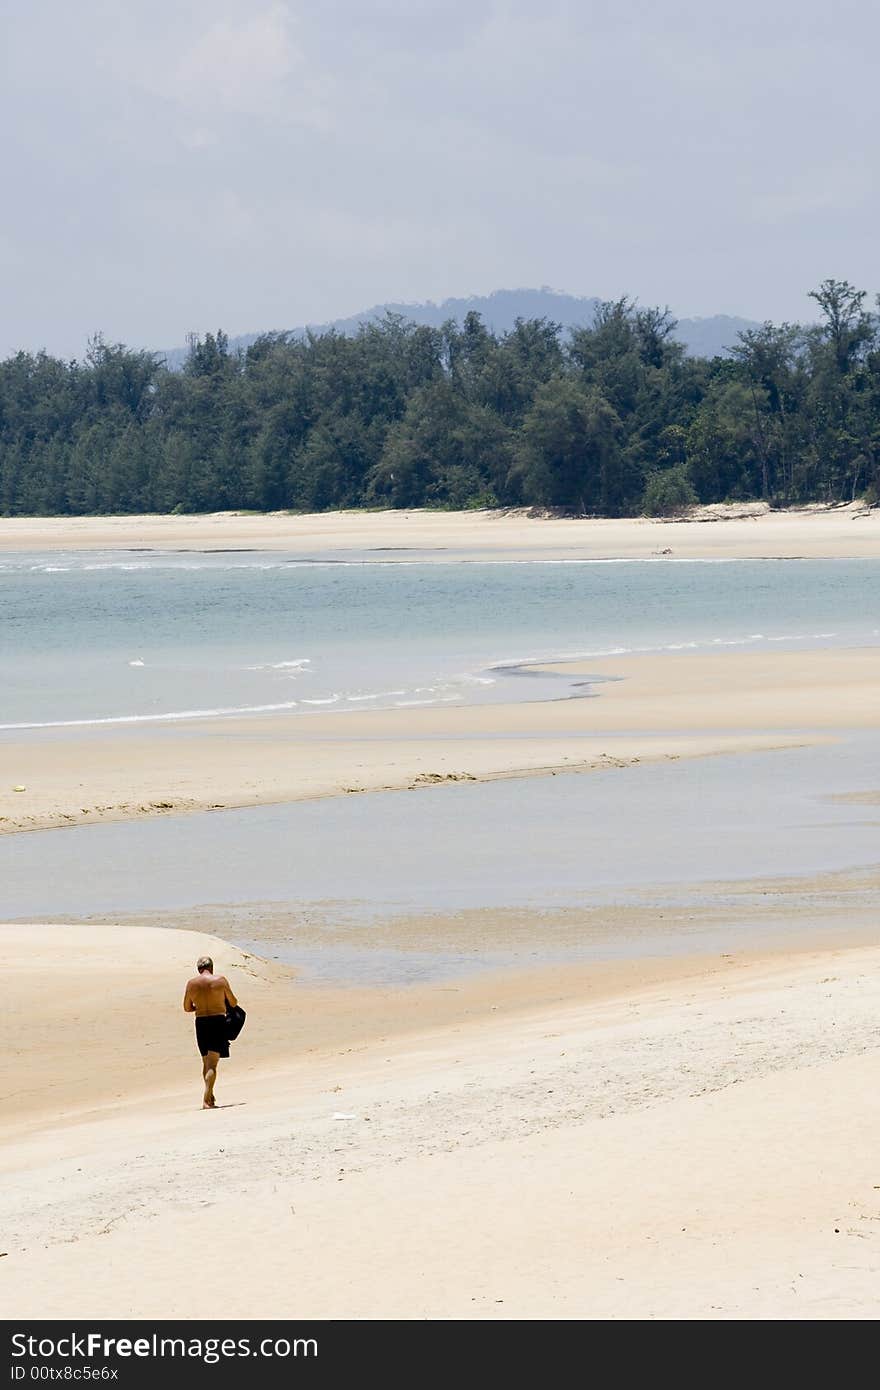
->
[514, 379, 622, 513]
[807, 280, 873, 375]
[643, 464, 698, 516]
[686, 380, 768, 501]
[369, 380, 508, 508]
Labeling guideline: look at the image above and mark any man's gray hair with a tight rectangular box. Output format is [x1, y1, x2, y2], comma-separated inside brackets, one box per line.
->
[196, 955, 214, 973]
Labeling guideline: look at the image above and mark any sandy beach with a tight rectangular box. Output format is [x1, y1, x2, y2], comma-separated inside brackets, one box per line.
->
[0, 500, 878, 560]
[4, 505, 880, 1321]
[3, 921, 880, 1320]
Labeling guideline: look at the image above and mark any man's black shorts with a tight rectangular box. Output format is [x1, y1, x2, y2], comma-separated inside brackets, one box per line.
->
[195, 1014, 230, 1058]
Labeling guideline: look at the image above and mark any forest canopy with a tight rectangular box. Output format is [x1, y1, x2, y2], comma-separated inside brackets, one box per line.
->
[1, 279, 878, 517]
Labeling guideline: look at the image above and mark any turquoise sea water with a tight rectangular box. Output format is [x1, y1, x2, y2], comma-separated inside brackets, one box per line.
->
[1, 552, 878, 728]
[3, 733, 878, 922]
[3, 735, 880, 983]
[3, 551, 879, 982]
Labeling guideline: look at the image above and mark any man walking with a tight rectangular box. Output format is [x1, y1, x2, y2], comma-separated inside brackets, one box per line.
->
[183, 955, 239, 1109]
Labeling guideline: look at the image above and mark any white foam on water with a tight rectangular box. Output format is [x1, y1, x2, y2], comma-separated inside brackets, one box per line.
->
[4, 553, 804, 576]
[488, 629, 851, 672]
[0, 700, 302, 731]
[245, 658, 311, 671]
[345, 690, 408, 702]
[82, 562, 156, 571]
[479, 556, 756, 566]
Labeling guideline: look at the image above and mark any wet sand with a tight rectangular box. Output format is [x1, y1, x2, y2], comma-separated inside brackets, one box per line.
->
[6, 644, 879, 835]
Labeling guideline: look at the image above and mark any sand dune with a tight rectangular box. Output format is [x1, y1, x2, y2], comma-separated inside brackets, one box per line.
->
[4, 923, 880, 1320]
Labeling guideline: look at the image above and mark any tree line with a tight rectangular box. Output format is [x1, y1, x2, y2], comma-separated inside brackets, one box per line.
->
[1, 279, 878, 517]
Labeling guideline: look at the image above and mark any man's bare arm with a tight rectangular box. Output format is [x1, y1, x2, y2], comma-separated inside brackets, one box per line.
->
[183, 980, 195, 1012]
[222, 977, 238, 1008]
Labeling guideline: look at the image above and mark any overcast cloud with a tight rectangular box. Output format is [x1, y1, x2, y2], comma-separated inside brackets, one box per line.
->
[1, 0, 878, 358]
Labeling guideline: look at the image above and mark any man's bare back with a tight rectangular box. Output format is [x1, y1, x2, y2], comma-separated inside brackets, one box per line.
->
[183, 971, 236, 1017]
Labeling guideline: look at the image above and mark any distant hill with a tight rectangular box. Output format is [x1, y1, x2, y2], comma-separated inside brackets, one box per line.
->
[158, 288, 759, 369]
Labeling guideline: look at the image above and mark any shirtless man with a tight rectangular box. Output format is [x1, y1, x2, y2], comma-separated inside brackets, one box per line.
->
[183, 956, 238, 1109]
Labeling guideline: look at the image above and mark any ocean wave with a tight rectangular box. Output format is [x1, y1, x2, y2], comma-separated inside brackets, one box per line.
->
[244, 658, 311, 671]
[488, 630, 851, 671]
[82, 562, 161, 571]
[486, 556, 749, 565]
[7, 556, 426, 573]
[8, 553, 864, 576]
[345, 690, 407, 702]
[0, 699, 302, 731]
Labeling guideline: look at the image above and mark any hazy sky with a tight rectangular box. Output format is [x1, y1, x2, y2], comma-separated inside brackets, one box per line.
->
[2, 0, 877, 359]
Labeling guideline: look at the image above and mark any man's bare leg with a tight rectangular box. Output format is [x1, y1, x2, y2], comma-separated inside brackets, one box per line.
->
[202, 1051, 220, 1108]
